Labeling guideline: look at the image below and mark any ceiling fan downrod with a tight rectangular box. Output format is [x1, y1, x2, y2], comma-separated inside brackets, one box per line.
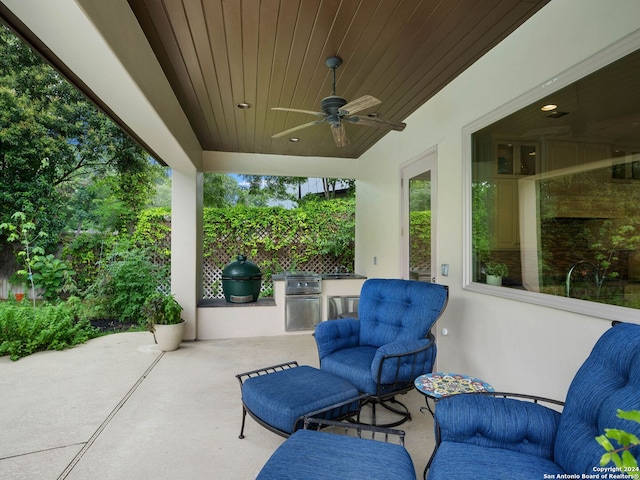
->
[326, 56, 342, 96]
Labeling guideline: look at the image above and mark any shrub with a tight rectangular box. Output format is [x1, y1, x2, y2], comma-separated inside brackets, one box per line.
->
[0, 298, 98, 360]
[84, 237, 167, 322]
[30, 253, 76, 301]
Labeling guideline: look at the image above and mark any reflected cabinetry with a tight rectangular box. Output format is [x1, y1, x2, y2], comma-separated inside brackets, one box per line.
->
[493, 141, 538, 249]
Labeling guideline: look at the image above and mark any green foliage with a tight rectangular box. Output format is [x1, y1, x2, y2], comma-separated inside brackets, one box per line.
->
[203, 173, 245, 207]
[239, 175, 305, 205]
[85, 237, 167, 322]
[0, 24, 160, 247]
[8, 270, 28, 291]
[472, 182, 491, 263]
[0, 211, 46, 305]
[141, 291, 183, 331]
[61, 233, 113, 293]
[30, 254, 76, 302]
[596, 409, 640, 479]
[0, 298, 97, 361]
[485, 262, 509, 277]
[131, 208, 172, 262]
[589, 220, 640, 282]
[238, 175, 355, 206]
[202, 198, 355, 271]
[409, 179, 431, 211]
[410, 210, 431, 268]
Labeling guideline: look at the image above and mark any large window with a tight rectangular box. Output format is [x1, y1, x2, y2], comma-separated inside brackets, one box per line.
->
[469, 44, 640, 316]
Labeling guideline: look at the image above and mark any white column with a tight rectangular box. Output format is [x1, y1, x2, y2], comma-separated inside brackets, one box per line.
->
[171, 169, 203, 340]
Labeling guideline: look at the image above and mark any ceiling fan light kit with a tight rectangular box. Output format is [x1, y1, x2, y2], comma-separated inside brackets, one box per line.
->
[271, 56, 406, 147]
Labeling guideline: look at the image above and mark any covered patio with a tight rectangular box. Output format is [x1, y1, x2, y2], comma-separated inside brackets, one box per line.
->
[0, 332, 434, 479]
[1, 0, 639, 478]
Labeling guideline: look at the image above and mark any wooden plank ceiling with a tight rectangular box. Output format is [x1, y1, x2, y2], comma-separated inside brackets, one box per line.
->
[127, 0, 550, 159]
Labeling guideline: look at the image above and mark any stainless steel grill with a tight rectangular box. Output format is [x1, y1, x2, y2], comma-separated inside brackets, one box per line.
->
[283, 271, 322, 295]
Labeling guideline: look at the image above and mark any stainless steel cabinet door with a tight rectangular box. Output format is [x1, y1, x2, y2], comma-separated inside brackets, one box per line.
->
[285, 295, 321, 331]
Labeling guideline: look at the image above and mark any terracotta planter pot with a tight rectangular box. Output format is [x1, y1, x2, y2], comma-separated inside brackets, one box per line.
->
[153, 321, 186, 352]
[14, 293, 25, 302]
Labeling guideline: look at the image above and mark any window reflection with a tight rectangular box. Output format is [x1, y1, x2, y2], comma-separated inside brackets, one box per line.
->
[471, 48, 640, 309]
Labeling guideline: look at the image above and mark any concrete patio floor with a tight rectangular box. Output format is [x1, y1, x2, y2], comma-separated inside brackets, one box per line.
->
[0, 332, 435, 479]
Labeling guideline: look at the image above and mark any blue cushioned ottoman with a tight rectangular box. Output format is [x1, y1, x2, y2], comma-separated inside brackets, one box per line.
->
[257, 428, 416, 480]
[236, 362, 361, 438]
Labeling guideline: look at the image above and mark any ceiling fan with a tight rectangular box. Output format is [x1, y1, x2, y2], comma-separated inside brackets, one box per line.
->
[271, 56, 406, 147]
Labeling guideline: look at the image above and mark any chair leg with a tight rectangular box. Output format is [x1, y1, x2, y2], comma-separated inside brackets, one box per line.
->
[359, 396, 411, 428]
[239, 406, 247, 439]
[377, 397, 411, 427]
[371, 400, 377, 426]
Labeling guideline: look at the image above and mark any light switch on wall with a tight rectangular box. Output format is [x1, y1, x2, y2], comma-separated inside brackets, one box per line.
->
[441, 264, 449, 276]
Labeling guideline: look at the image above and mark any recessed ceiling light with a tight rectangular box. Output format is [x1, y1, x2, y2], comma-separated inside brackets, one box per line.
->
[289, 137, 300, 143]
[236, 102, 252, 109]
[541, 104, 557, 112]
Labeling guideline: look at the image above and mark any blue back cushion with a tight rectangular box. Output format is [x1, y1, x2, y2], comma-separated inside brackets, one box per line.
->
[358, 279, 448, 347]
[554, 323, 640, 473]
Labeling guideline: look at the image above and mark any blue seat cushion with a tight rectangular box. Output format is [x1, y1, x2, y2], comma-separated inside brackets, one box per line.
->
[428, 442, 566, 480]
[320, 346, 378, 394]
[241, 366, 359, 434]
[257, 429, 416, 480]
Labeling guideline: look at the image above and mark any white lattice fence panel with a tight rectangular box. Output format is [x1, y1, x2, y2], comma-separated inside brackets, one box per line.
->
[202, 249, 352, 299]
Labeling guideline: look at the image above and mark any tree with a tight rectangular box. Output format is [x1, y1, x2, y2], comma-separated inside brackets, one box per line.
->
[202, 173, 244, 207]
[0, 24, 159, 256]
[240, 175, 304, 204]
[240, 175, 355, 206]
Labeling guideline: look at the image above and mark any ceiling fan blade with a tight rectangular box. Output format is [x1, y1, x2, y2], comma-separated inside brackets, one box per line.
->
[272, 120, 324, 139]
[339, 95, 381, 115]
[271, 107, 325, 117]
[348, 115, 406, 131]
[331, 123, 349, 147]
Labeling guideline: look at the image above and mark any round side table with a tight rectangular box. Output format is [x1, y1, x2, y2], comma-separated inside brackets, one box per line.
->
[414, 372, 494, 416]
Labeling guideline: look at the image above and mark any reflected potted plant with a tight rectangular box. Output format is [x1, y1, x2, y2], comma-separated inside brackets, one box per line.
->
[142, 291, 185, 351]
[485, 262, 509, 286]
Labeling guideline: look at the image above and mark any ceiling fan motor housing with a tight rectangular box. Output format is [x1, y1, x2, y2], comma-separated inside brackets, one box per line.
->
[322, 95, 348, 126]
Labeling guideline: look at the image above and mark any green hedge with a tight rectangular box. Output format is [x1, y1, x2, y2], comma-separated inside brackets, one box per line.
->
[202, 199, 355, 271]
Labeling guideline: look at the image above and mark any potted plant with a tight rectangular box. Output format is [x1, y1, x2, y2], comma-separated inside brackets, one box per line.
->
[142, 291, 185, 351]
[8, 270, 29, 302]
[485, 262, 509, 286]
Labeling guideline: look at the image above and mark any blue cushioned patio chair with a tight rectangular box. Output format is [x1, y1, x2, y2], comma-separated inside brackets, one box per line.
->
[427, 322, 640, 480]
[315, 278, 449, 426]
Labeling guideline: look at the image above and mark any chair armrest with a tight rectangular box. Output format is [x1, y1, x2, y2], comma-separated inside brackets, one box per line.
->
[235, 361, 299, 387]
[371, 335, 436, 386]
[314, 318, 360, 359]
[434, 392, 563, 460]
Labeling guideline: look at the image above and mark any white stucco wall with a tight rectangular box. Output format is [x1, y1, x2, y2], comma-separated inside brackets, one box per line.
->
[355, 0, 640, 400]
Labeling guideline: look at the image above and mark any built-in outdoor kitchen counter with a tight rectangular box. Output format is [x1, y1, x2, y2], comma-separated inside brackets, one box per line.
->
[272, 272, 366, 330]
[196, 272, 366, 340]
